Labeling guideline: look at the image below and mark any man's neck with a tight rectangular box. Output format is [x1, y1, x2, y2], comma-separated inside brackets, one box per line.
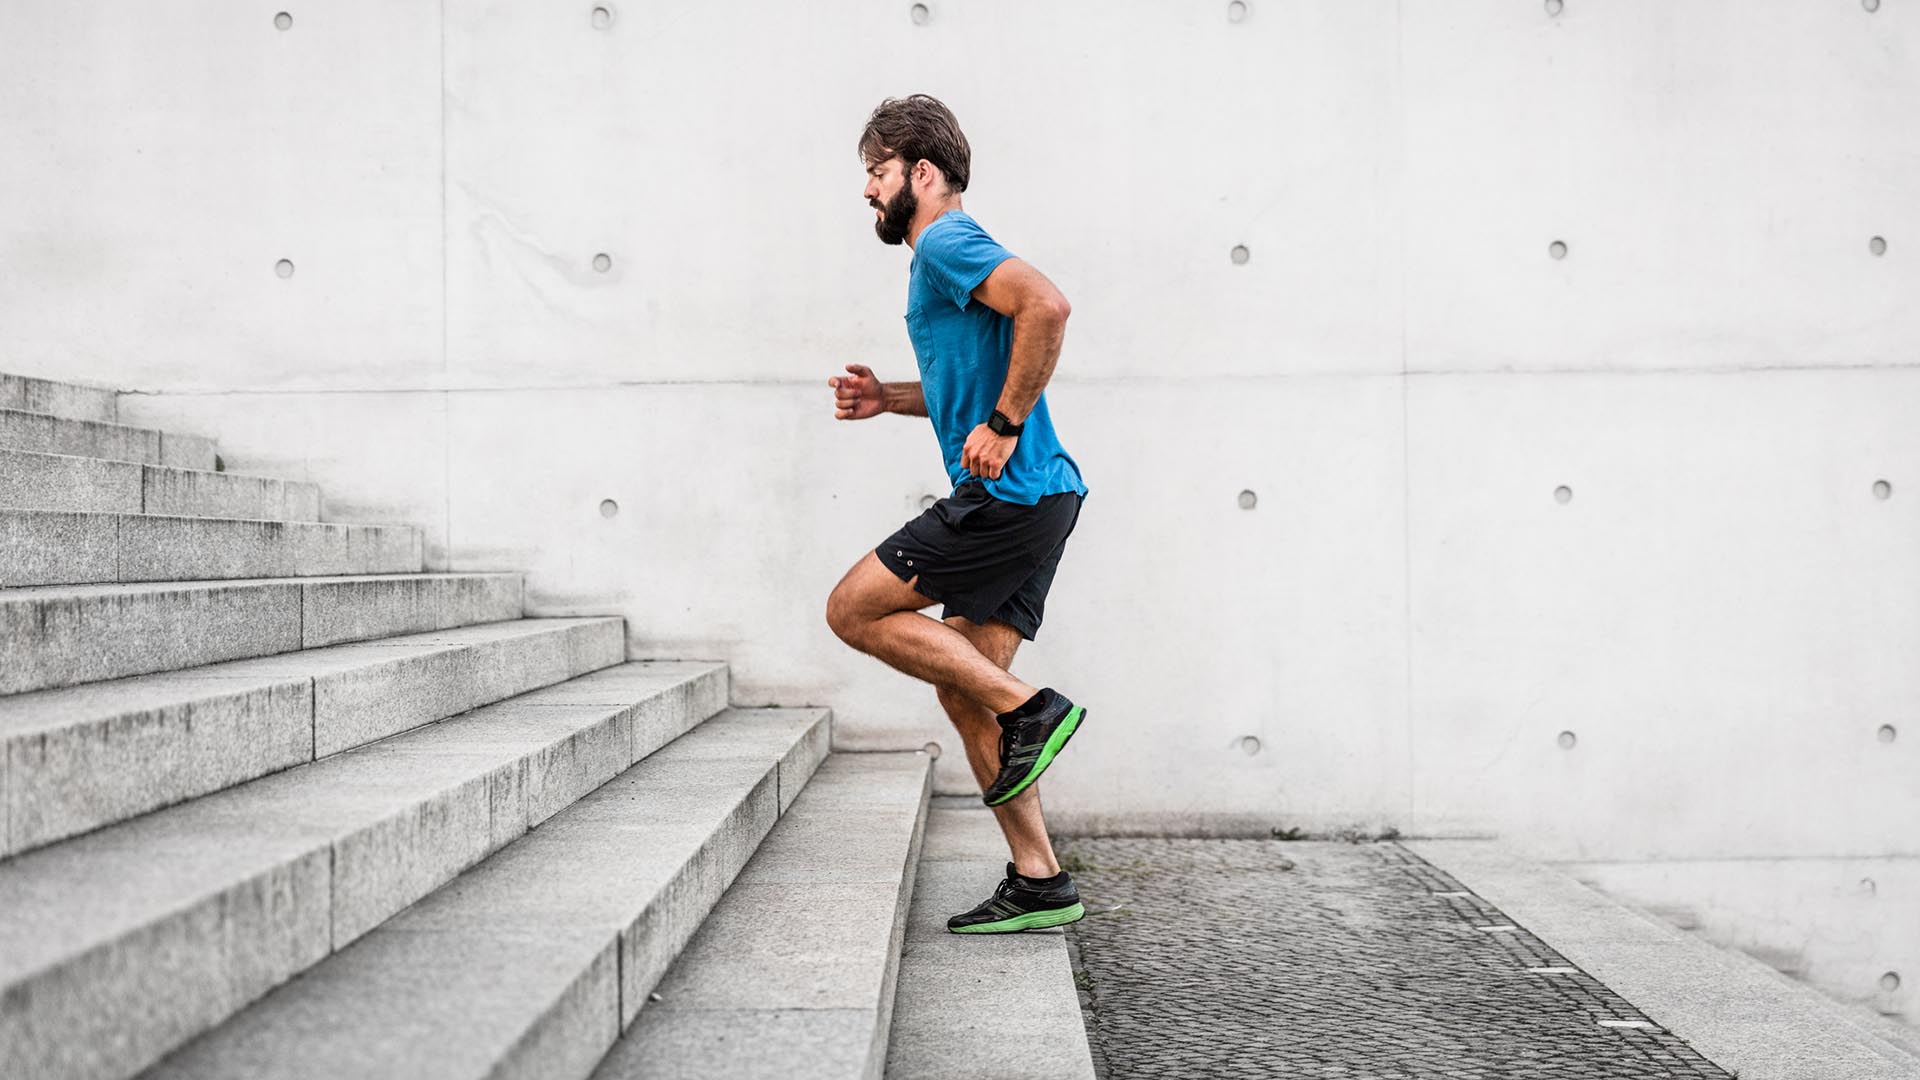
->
[906, 197, 965, 249]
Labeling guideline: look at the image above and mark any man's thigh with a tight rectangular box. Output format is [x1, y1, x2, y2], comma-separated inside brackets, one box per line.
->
[829, 550, 939, 622]
[943, 614, 1023, 672]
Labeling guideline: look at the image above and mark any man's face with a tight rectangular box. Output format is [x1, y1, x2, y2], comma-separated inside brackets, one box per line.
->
[864, 156, 917, 246]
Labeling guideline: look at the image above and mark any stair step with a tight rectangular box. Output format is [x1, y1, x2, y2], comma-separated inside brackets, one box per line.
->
[0, 448, 321, 521]
[0, 572, 523, 695]
[0, 616, 627, 859]
[0, 510, 421, 587]
[595, 751, 932, 1080]
[0, 372, 118, 424]
[884, 801, 1100, 1080]
[137, 706, 830, 1080]
[0, 661, 737, 1080]
[0, 407, 217, 470]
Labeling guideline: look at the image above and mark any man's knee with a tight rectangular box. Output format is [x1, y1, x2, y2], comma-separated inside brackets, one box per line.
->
[824, 584, 864, 648]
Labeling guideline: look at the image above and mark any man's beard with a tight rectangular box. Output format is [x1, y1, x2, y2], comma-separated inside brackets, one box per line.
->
[873, 182, 917, 246]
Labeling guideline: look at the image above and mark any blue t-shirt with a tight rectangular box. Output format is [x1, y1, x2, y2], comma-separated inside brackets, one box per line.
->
[906, 210, 1088, 506]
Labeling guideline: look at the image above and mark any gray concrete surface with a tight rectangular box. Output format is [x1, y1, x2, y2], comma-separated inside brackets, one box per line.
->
[0, 577, 305, 694]
[156, 430, 217, 471]
[0, 407, 163, 465]
[0, 662, 735, 1080]
[0, 449, 142, 515]
[1408, 839, 1920, 1080]
[0, 617, 627, 856]
[0, 509, 422, 586]
[139, 708, 831, 1080]
[885, 800, 1098, 1080]
[0, 372, 117, 424]
[0, 448, 321, 521]
[298, 572, 522, 648]
[597, 751, 932, 1080]
[0, 573, 524, 694]
[142, 459, 323, 522]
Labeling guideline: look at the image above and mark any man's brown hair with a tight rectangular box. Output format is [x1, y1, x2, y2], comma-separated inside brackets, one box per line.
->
[858, 94, 972, 193]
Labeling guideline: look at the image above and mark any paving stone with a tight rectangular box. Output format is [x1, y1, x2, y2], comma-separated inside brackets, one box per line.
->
[1058, 838, 1738, 1080]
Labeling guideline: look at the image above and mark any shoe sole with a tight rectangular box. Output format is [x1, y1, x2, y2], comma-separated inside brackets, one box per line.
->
[983, 705, 1086, 807]
[949, 901, 1087, 934]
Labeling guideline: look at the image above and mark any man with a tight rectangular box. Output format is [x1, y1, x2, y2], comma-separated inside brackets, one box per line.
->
[824, 94, 1091, 934]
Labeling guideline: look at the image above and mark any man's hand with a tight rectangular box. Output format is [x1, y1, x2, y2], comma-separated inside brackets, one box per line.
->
[961, 423, 1018, 480]
[830, 364, 888, 420]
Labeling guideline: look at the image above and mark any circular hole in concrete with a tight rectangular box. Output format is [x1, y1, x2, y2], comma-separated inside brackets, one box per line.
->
[910, 3, 930, 24]
[274, 12, 293, 30]
[1546, 0, 1564, 14]
[1549, 240, 1568, 260]
[599, 499, 619, 519]
[591, 6, 612, 28]
[1227, 1, 1248, 22]
[1230, 244, 1250, 265]
[1871, 236, 1888, 256]
[1240, 735, 1262, 756]
[1865, 0, 1881, 12]
[1555, 485, 1573, 504]
[922, 740, 942, 759]
[1879, 724, 1898, 743]
[593, 253, 613, 273]
[1882, 971, 1901, 992]
[1238, 489, 1258, 510]
[1557, 730, 1577, 749]
[1874, 479, 1893, 500]
[275, 259, 295, 279]
[1862, 877, 1878, 894]
[920, 494, 938, 511]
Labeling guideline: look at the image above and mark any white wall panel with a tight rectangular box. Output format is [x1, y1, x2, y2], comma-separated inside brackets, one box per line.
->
[1407, 369, 1920, 859]
[1403, 1, 1920, 373]
[0, 2, 444, 391]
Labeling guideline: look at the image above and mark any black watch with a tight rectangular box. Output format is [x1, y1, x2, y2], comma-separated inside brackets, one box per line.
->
[987, 410, 1024, 437]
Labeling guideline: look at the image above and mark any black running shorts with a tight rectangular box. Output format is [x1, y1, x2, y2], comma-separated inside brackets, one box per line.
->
[874, 482, 1084, 642]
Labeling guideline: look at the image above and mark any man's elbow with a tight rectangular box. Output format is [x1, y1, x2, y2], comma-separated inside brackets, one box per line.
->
[1030, 291, 1070, 324]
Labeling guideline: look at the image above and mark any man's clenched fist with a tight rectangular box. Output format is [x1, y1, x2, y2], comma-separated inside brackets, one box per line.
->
[830, 363, 888, 421]
[961, 423, 1018, 481]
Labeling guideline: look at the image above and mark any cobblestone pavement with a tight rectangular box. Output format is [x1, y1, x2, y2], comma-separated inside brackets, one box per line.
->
[1057, 838, 1734, 1080]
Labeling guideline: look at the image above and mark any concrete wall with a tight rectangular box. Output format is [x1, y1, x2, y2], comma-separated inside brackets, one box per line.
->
[5, 0, 1916, 886]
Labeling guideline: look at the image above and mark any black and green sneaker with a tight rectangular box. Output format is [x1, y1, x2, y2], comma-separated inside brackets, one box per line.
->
[981, 688, 1085, 807]
[947, 862, 1086, 934]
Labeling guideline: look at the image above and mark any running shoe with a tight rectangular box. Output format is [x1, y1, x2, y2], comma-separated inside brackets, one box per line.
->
[981, 688, 1085, 807]
[947, 862, 1086, 934]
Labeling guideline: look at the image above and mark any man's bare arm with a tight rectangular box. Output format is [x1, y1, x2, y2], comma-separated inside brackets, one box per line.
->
[830, 364, 921, 421]
[969, 258, 1071, 424]
[884, 381, 928, 417]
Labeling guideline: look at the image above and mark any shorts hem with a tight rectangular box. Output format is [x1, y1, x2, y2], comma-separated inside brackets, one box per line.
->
[874, 546, 944, 604]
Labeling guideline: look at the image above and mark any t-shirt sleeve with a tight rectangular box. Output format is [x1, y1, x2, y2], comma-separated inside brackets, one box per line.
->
[919, 219, 1016, 310]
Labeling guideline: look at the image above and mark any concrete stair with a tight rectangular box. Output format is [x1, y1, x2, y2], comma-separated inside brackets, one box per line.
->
[0, 616, 627, 857]
[0, 407, 218, 470]
[0, 448, 324, 521]
[0, 371, 966, 1080]
[0, 371, 119, 424]
[1, 573, 526, 694]
[885, 800, 1101, 1080]
[595, 751, 933, 1080]
[134, 707, 840, 1080]
[1, 509, 423, 587]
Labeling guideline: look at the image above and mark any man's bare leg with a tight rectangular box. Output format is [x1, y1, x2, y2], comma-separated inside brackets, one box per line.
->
[935, 615, 1061, 880]
[825, 551, 1040, 716]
